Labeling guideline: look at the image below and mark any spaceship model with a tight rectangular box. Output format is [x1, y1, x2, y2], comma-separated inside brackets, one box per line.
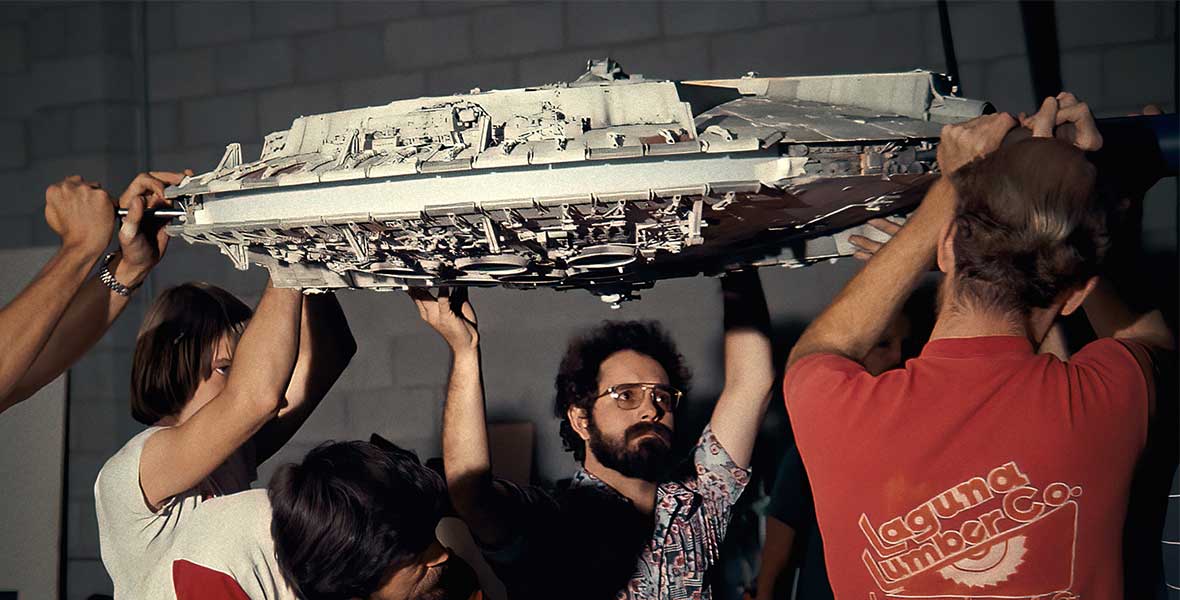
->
[164, 59, 993, 304]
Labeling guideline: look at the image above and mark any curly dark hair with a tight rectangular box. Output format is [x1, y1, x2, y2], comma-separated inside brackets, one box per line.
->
[267, 439, 446, 600]
[948, 137, 1107, 315]
[554, 320, 691, 462]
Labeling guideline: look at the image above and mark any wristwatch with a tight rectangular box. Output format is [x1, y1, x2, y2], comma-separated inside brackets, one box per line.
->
[98, 252, 140, 297]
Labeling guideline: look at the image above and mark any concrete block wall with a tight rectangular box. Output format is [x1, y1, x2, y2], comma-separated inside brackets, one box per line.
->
[0, 2, 1174, 598]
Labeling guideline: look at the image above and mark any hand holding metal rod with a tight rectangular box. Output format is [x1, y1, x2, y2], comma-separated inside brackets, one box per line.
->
[116, 207, 187, 218]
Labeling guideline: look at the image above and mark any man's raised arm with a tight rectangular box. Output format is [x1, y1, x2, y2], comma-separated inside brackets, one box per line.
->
[787, 114, 1019, 370]
[0, 176, 116, 413]
[709, 270, 775, 469]
[410, 288, 514, 546]
[3, 172, 188, 411]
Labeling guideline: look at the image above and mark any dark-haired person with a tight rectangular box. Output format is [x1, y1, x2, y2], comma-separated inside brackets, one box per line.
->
[0, 171, 188, 415]
[95, 280, 355, 598]
[784, 93, 1173, 598]
[413, 271, 775, 599]
[267, 437, 483, 600]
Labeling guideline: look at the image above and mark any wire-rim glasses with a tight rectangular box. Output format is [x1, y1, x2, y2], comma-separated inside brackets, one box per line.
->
[594, 383, 683, 411]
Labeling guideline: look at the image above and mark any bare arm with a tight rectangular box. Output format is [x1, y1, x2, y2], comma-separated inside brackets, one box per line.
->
[411, 288, 517, 546]
[0, 176, 116, 414]
[1084, 280, 1173, 346]
[0, 247, 101, 412]
[753, 517, 797, 600]
[788, 177, 957, 369]
[254, 292, 356, 463]
[788, 113, 1025, 370]
[709, 270, 775, 469]
[139, 283, 303, 509]
[2, 172, 189, 412]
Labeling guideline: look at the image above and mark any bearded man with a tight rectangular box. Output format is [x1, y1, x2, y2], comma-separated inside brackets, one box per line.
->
[411, 271, 775, 600]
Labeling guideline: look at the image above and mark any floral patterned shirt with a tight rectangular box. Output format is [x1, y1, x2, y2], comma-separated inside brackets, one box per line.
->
[482, 424, 750, 600]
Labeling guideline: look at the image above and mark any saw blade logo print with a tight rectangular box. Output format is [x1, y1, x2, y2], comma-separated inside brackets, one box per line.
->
[858, 461, 1081, 598]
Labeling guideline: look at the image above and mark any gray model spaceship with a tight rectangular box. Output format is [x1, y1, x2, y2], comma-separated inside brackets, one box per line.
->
[164, 59, 991, 304]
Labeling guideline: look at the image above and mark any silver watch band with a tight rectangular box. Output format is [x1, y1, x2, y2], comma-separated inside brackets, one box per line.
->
[98, 252, 138, 297]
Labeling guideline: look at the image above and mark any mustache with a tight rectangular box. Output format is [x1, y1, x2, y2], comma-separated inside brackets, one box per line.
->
[625, 421, 673, 444]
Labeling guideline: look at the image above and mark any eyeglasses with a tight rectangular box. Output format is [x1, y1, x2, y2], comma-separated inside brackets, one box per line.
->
[594, 383, 683, 412]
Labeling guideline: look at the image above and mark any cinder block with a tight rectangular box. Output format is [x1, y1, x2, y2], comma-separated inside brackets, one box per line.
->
[0, 3, 36, 25]
[66, 451, 110, 503]
[0, 24, 26, 74]
[215, 39, 296, 93]
[1102, 43, 1175, 108]
[65, 1, 131, 56]
[180, 94, 258, 148]
[0, 213, 34, 248]
[869, 0, 934, 10]
[29, 107, 72, 159]
[952, 60, 986, 98]
[388, 333, 451, 387]
[984, 55, 1035, 113]
[346, 384, 442, 444]
[1163, 1, 1176, 38]
[945, 2, 1025, 61]
[0, 118, 26, 169]
[385, 14, 471, 69]
[333, 334, 397, 392]
[609, 39, 711, 81]
[145, 1, 175, 53]
[661, 1, 762, 35]
[338, 72, 427, 107]
[426, 60, 515, 96]
[423, 1, 502, 15]
[148, 48, 216, 101]
[67, 499, 101, 559]
[295, 27, 386, 83]
[337, 0, 423, 26]
[710, 10, 924, 78]
[0, 73, 35, 118]
[65, 558, 113, 600]
[1060, 51, 1103, 110]
[1056, 1, 1157, 49]
[0, 170, 44, 217]
[258, 83, 340, 137]
[765, 0, 870, 23]
[148, 101, 180, 152]
[29, 6, 66, 59]
[145, 147, 218, 184]
[252, 1, 336, 36]
[72, 104, 137, 154]
[31, 55, 135, 107]
[518, 50, 607, 86]
[174, 1, 253, 48]
[471, 3, 562, 59]
[919, 4, 948, 69]
[287, 388, 353, 445]
[566, 2, 659, 47]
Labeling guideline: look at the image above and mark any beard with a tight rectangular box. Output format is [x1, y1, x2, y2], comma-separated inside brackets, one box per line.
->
[587, 419, 674, 482]
[416, 553, 480, 600]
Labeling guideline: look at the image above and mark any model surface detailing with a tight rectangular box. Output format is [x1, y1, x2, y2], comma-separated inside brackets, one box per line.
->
[164, 60, 990, 303]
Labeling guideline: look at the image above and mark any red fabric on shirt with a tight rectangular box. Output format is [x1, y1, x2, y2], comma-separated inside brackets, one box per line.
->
[785, 336, 1152, 600]
[173, 559, 251, 600]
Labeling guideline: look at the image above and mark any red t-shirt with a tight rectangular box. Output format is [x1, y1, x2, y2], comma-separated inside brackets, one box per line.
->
[785, 336, 1153, 600]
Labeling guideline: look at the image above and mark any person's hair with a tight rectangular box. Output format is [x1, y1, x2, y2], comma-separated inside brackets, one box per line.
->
[267, 439, 447, 600]
[129, 282, 252, 425]
[554, 321, 691, 462]
[947, 137, 1107, 316]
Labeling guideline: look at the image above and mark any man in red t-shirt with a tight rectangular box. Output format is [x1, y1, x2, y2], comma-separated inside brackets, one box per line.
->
[784, 93, 1173, 600]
